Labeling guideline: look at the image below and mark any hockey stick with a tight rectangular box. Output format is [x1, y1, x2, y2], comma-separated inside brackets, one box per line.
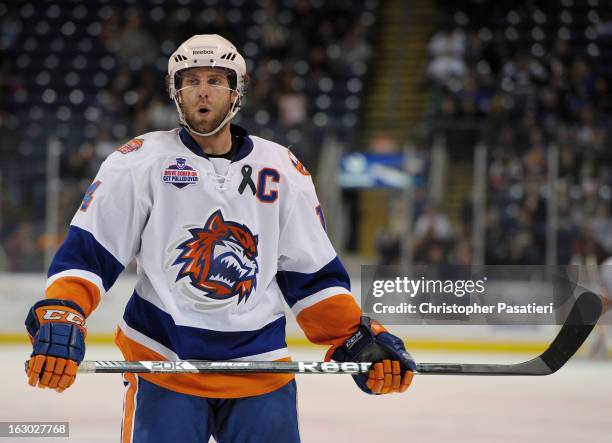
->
[416, 290, 602, 375]
[24, 292, 602, 376]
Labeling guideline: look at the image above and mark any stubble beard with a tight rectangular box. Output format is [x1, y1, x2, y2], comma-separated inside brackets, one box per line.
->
[182, 100, 232, 134]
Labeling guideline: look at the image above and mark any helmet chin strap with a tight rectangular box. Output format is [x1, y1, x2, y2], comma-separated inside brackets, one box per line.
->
[173, 84, 241, 137]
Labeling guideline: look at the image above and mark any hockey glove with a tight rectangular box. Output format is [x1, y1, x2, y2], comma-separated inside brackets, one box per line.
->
[328, 317, 415, 395]
[25, 299, 86, 392]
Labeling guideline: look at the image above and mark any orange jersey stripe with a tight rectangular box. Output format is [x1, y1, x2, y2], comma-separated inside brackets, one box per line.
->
[296, 293, 361, 347]
[121, 373, 138, 443]
[46, 276, 101, 317]
[114, 328, 294, 399]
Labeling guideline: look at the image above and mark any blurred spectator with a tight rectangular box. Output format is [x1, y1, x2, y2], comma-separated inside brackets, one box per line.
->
[413, 201, 454, 243]
[422, 240, 449, 265]
[93, 129, 118, 160]
[429, 27, 466, 59]
[427, 50, 467, 87]
[339, 24, 372, 68]
[277, 75, 307, 127]
[0, 11, 22, 50]
[144, 97, 177, 132]
[413, 202, 454, 264]
[108, 10, 156, 67]
[371, 133, 399, 153]
[375, 230, 401, 266]
[590, 203, 612, 253]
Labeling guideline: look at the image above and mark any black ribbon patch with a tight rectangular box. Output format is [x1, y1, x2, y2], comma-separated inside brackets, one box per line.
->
[239, 165, 256, 195]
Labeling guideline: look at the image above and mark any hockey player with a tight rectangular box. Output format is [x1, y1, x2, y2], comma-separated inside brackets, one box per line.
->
[25, 34, 416, 442]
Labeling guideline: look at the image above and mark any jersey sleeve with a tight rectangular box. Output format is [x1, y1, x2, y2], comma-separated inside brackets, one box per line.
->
[276, 177, 361, 347]
[46, 154, 149, 317]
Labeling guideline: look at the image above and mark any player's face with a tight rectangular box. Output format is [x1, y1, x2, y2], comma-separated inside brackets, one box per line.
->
[178, 68, 237, 134]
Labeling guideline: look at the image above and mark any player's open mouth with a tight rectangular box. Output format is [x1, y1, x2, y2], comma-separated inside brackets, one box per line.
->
[198, 107, 210, 115]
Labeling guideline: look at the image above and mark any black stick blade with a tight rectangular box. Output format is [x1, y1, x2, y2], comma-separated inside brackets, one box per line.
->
[416, 292, 603, 376]
[538, 291, 602, 374]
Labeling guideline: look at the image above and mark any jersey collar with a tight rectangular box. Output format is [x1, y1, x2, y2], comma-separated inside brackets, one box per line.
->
[179, 124, 254, 162]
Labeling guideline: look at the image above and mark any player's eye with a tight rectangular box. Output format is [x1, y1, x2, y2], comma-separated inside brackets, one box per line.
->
[209, 78, 224, 86]
[184, 78, 200, 86]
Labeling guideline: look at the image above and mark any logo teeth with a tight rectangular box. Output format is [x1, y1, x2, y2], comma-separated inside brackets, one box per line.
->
[210, 273, 234, 286]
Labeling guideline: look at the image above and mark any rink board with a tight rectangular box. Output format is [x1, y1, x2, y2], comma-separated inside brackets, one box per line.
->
[3, 273, 610, 355]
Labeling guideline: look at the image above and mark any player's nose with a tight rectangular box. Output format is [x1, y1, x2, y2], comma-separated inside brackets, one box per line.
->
[196, 83, 211, 97]
[189, 81, 213, 98]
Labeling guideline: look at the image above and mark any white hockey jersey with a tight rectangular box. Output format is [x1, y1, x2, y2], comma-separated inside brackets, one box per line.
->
[45, 125, 361, 398]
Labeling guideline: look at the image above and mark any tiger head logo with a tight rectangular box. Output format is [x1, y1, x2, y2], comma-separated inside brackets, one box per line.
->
[173, 210, 259, 303]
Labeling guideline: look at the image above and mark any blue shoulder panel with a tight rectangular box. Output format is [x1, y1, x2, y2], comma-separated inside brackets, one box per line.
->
[48, 225, 125, 291]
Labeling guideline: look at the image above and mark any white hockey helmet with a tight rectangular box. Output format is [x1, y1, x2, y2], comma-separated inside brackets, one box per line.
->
[168, 34, 247, 136]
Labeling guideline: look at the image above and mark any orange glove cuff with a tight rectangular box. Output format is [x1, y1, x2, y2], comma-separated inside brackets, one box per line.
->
[34, 306, 87, 338]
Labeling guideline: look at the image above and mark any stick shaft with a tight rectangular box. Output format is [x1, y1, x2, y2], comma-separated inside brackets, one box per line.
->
[77, 360, 372, 374]
[74, 360, 546, 375]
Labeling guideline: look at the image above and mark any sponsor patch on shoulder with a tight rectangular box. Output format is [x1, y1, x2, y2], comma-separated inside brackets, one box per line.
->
[162, 157, 200, 189]
[288, 149, 310, 176]
[117, 138, 143, 154]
